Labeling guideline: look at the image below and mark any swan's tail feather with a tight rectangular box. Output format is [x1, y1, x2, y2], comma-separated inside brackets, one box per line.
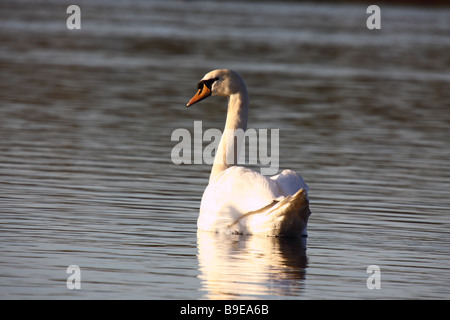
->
[229, 188, 311, 237]
[269, 188, 310, 237]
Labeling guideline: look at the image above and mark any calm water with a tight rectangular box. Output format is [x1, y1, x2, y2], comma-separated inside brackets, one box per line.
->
[1, 0, 449, 299]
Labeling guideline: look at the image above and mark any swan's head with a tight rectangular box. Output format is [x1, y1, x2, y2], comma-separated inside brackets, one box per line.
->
[186, 69, 246, 107]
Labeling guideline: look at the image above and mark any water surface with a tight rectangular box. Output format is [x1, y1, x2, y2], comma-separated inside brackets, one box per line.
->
[0, 0, 449, 299]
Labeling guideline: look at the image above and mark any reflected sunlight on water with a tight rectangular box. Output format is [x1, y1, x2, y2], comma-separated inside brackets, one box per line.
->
[197, 232, 307, 299]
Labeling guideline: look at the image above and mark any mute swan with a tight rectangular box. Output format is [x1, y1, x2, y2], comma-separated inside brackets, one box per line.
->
[186, 69, 310, 237]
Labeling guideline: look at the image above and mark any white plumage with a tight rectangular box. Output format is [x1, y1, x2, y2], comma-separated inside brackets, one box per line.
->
[186, 69, 310, 237]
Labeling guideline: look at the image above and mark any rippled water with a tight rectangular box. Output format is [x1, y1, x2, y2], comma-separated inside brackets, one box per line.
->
[1, 0, 450, 299]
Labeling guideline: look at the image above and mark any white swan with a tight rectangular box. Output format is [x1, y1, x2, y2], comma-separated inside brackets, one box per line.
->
[186, 69, 310, 237]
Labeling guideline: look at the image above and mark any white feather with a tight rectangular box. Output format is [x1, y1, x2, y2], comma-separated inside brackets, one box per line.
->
[187, 69, 311, 237]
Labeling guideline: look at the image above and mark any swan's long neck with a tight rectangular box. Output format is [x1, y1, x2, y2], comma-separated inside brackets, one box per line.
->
[210, 90, 249, 183]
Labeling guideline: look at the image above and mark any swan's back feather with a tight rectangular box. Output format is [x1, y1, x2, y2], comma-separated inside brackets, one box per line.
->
[202, 166, 283, 214]
[198, 166, 310, 237]
[270, 169, 309, 198]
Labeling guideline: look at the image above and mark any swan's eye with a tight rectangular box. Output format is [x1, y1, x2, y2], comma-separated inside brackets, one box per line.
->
[197, 77, 219, 91]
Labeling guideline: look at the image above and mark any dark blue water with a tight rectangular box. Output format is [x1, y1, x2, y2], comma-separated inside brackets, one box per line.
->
[1, 0, 449, 299]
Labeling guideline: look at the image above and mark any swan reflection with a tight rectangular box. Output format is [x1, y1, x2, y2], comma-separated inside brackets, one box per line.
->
[197, 231, 308, 299]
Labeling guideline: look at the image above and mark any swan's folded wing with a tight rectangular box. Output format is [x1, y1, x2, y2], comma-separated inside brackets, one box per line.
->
[228, 188, 310, 236]
[203, 166, 283, 213]
[270, 169, 309, 199]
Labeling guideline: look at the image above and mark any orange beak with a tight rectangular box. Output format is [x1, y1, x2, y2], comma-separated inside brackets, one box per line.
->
[186, 85, 211, 107]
